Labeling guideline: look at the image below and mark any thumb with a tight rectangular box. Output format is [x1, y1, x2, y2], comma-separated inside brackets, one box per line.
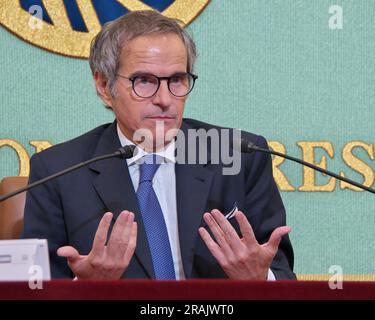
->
[264, 226, 292, 252]
[57, 246, 80, 263]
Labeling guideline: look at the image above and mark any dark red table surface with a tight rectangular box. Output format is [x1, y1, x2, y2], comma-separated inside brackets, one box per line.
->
[0, 280, 374, 300]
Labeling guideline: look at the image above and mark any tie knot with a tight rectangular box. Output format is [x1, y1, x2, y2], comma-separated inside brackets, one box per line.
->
[139, 154, 161, 183]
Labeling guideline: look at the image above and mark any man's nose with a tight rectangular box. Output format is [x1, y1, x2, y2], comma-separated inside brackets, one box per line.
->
[151, 80, 172, 108]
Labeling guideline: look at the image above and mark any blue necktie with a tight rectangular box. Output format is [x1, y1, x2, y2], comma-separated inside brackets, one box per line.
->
[136, 155, 176, 280]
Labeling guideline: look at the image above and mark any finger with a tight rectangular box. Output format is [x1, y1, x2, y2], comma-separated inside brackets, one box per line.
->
[203, 212, 233, 256]
[116, 211, 135, 259]
[92, 212, 113, 257]
[121, 211, 135, 242]
[210, 209, 242, 250]
[107, 211, 132, 258]
[234, 211, 257, 245]
[198, 227, 226, 264]
[263, 226, 292, 252]
[123, 221, 137, 263]
[57, 246, 80, 263]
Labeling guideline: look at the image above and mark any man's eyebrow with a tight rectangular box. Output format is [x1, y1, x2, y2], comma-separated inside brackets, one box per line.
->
[129, 71, 187, 77]
[128, 70, 152, 77]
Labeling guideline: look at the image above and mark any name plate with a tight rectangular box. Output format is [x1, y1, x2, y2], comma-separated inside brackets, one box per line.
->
[0, 239, 51, 281]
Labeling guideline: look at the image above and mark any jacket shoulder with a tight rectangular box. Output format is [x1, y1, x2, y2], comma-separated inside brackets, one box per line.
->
[29, 123, 113, 169]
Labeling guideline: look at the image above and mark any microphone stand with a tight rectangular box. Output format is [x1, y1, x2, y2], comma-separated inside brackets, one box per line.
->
[0, 145, 136, 202]
[240, 140, 375, 195]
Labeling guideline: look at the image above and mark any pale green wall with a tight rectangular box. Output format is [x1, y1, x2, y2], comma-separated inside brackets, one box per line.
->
[1, 1, 374, 276]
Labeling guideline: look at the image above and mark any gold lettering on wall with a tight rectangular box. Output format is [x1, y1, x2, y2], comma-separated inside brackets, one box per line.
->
[0, 139, 30, 177]
[297, 141, 336, 192]
[1, 138, 373, 193]
[29, 140, 53, 153]
[340, 141, 375, 191]
[268, 141, 295, 191]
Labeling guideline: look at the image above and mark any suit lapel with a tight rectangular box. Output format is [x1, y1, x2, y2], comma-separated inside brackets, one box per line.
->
[175, 164, 213, 278]
[88, 122, 154, 278]
[175, 122, 214, 278]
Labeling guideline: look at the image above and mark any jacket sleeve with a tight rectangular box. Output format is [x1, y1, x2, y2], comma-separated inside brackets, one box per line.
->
[244, 134, 296, 280]
[21, 153, 73, 278]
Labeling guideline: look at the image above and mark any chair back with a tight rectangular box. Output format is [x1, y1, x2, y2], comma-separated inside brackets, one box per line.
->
[0, 177, 28, 239]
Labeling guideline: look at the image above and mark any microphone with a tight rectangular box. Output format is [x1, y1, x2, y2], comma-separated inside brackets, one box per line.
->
[234, 138, 375, 195]
[0, 145, 137, 203]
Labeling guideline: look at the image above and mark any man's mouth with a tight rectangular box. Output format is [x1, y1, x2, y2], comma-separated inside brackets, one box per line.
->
[147, 115, 174, 120]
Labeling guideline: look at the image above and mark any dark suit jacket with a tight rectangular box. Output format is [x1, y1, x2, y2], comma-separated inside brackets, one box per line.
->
[22, 118, 295, 279]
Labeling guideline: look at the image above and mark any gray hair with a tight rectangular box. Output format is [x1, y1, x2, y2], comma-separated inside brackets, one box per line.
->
[89, 10, 197, 103]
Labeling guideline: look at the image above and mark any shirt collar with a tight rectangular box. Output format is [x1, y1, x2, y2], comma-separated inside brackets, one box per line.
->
[117, 124, 176, 165]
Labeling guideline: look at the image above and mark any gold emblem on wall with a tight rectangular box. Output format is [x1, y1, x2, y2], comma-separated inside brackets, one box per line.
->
[0, 0, 210, 58]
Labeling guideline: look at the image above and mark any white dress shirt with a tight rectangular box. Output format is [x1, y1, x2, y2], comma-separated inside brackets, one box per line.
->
[116, 125, 275, 281]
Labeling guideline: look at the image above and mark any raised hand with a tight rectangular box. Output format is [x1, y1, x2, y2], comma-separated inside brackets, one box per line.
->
[199, 209, 291, 280]
[57, 210, 137, 280]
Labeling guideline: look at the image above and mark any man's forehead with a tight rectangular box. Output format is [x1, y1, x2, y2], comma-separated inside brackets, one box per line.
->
[119, 33, 188, 72]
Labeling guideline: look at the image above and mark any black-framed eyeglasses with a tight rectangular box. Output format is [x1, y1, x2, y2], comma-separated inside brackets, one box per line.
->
[116, 72, 198, 98]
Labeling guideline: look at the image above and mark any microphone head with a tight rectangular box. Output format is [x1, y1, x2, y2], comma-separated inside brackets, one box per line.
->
[233, 138, 255, 153]
[116, 145, 137, 159]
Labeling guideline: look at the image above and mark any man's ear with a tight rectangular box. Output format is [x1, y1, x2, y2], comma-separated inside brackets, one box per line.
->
[94, 72, 113, 107]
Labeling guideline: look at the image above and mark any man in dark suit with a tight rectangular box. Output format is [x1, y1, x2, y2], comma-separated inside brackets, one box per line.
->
[22, 10, 295, 280]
